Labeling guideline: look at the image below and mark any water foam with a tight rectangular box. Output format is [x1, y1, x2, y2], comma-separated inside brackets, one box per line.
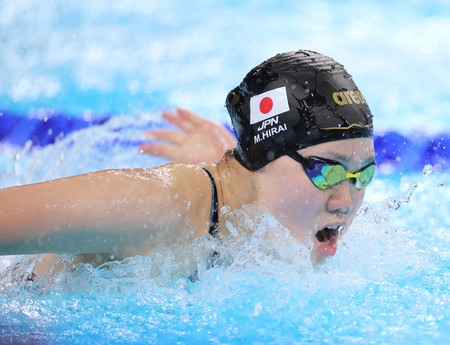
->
[0, 117, 448, 344]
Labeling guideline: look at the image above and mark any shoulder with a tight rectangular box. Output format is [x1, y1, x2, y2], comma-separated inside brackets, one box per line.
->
[103, 163, 207, 192]
[132, 163, 215, 237]
[134, 163, 209, 189]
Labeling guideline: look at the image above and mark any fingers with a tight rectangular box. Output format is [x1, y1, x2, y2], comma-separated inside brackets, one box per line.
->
[176, 108, 207, 127]
[139, 143, 179, 160]
[144, 129, 185, 145]
[162, 108, 207, 133]
[162, 110, 193, 133]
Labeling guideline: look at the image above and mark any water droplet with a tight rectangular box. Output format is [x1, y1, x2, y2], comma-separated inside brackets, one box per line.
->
[436, 180, 445, 187]
[422, 164, 433, 176]
[225, 220, 238, 237]
[253, 301, 263, 317]
[220, 205, 230, 214]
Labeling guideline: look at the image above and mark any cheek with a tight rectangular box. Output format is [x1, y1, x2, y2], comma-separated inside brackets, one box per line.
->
[260, 169, 324, 223]
[281, 184, 320, 218]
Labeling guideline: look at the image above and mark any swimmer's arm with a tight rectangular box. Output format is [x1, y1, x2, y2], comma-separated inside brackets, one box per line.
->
[0, 169, 186, 257]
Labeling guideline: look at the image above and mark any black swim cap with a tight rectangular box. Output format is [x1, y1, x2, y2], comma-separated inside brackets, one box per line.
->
[226, 50, 373, 171]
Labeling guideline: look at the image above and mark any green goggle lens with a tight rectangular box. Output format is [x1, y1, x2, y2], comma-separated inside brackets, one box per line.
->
[289, 152, 376, 190]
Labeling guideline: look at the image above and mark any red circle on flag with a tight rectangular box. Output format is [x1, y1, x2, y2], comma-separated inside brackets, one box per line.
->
[259, 97, 273, 114]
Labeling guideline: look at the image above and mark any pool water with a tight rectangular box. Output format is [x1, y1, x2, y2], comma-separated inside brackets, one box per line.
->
[0, 116, 448, 344]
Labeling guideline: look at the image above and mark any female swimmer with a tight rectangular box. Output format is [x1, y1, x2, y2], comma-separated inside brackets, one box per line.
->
[0, 50, 375, 279]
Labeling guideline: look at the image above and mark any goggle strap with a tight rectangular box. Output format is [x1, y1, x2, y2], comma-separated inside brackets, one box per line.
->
[287, 151, 315, 170]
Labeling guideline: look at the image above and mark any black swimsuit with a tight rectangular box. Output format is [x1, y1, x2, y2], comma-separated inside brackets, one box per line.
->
[202, 168, 219, 236]
[186, 168, 220, 283]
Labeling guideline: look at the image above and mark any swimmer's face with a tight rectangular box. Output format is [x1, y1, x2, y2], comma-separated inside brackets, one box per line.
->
[254, 138, 375, 266]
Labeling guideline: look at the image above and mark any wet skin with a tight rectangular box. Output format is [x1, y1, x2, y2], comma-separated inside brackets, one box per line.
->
[0, 138, 375, 280]
[254, 138, 375, 265]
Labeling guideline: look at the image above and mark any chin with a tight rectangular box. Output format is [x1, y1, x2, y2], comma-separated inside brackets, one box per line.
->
[310, 245, 334, 267]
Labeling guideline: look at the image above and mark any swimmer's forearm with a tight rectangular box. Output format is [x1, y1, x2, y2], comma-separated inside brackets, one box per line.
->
[0, 169, 175, 256]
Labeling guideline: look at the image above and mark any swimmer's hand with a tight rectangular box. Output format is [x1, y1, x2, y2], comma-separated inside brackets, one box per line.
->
[139, 108, 236, 163]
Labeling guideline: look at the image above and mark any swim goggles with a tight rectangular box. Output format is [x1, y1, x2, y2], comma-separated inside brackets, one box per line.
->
[287, 152, 376, 190]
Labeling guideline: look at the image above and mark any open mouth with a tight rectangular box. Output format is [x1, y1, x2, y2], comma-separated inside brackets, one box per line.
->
[313, 225, 343, 257]
[315, 225, 340, 244]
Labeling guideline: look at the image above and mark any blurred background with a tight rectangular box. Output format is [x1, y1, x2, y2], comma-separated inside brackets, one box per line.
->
[0, 0, 449, 171]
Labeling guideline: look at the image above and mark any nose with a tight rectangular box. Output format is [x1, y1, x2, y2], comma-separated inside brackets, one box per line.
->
[326, 180, 355, 215]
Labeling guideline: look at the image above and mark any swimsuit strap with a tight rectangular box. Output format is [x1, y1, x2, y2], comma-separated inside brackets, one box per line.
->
[202, 168, 219, 236]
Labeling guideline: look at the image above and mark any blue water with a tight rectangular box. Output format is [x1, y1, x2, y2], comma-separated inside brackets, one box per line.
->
[1, 1, 449, 343]
[0, 117, 448, 344]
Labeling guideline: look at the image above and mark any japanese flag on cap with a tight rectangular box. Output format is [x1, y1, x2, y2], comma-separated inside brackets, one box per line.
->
[249, 86, 290, 125]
